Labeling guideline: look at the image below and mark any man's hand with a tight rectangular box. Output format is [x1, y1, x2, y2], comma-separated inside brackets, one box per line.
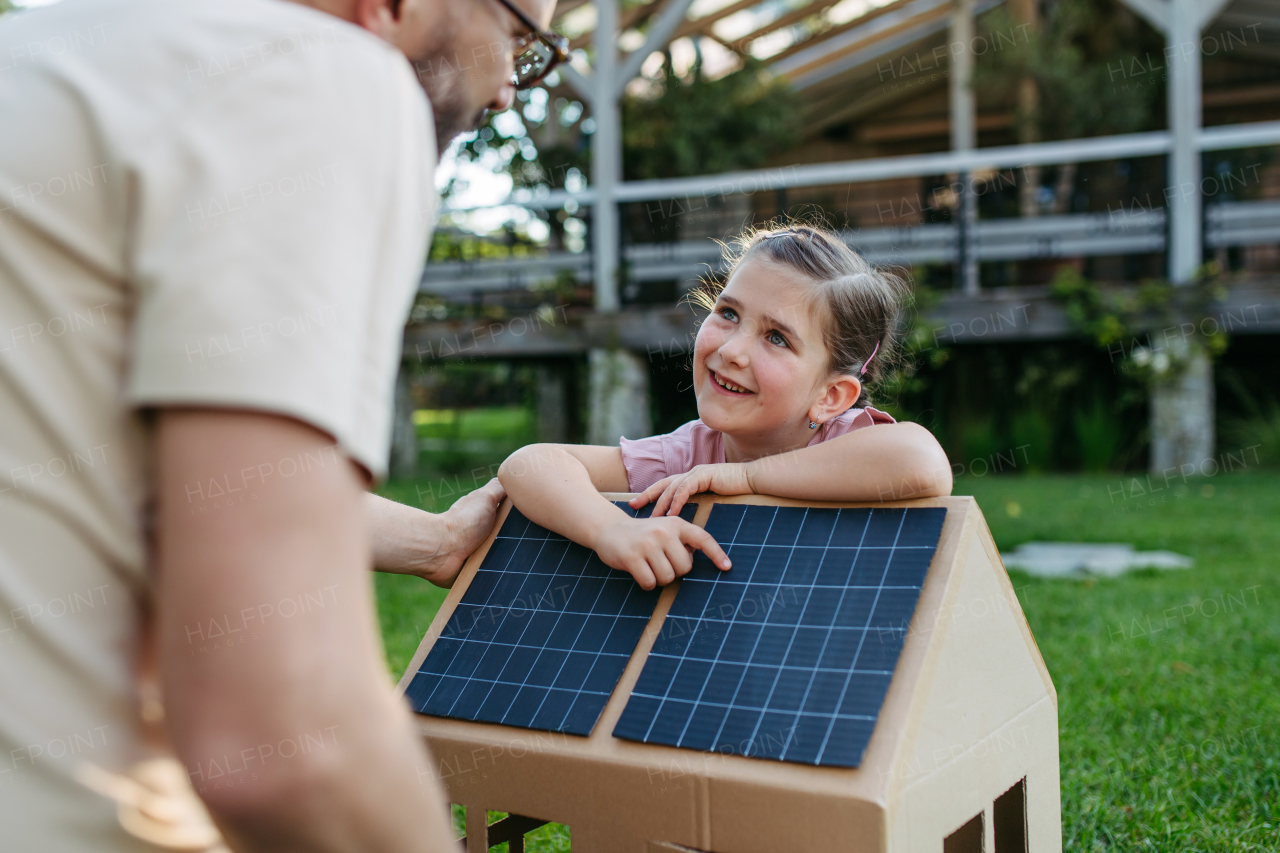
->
[592, 516, 731, 590]
[431, 478, 505, 585]
[629, 463, 754, 518]
[366, 478, 505, 586]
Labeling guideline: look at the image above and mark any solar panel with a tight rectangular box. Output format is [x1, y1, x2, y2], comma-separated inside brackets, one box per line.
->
[405, 501, 697, 735]
[613, 504, 945, 767]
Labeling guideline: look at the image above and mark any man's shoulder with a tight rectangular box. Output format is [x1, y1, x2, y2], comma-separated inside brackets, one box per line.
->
[3, 0, 403, 95]
[8, 0, 430, 174]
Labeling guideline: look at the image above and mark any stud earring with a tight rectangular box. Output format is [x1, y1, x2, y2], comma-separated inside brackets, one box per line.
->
[809, 420, 819, 429]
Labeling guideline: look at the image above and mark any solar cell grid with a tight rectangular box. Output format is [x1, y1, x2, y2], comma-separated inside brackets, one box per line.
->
[613, 504, 945, 767]
[405, 501, 696, 735]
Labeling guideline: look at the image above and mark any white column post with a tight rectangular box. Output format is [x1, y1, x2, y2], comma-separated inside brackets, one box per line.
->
[389, 362, 419, 479]
[1166, 0, 1201, 285]
[535, 362, 568, 443]
[950, 0, 979, 294]
[1151, 0, 1213, 473]
[587, 349, 653, 445]
[949, 0, 976, 164]
[592, 0, 621, 313]
[587, 0, 653, 443]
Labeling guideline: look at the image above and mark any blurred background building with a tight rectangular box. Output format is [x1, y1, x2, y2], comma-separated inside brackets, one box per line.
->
[0, 0, 1250, 481]
[400, 0, 1280, 484]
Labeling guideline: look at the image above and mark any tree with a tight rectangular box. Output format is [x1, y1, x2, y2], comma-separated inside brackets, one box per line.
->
[622, 56, 799, 180]
[451, 55, 800, 196]
[976, 0, 1166, 142]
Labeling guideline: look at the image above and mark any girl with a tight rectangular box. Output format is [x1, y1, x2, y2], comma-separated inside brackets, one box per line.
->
[498, 223, 951, 590]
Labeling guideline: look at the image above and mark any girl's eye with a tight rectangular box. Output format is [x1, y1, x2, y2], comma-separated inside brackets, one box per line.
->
[768, 330, 789, 347]
[718, 307, 738, 322]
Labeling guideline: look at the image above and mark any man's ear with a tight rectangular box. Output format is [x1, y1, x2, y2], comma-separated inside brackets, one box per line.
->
[809, 375, 862, 425]
[353, 0, 399, 35]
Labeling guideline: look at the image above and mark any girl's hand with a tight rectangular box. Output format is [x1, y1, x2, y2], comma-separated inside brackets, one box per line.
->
[630, 463, 754, 518]
[592, 516, 732, 590]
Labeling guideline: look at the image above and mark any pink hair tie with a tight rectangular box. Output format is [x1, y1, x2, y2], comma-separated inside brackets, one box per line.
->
[860, 340, 880, 376]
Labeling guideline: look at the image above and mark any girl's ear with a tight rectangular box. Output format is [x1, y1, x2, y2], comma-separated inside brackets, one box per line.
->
[809, 375, 862, 425]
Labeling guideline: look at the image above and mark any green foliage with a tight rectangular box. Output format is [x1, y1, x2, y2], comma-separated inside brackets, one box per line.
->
[373, 572, 450, 681]
[975, 0, 1166, 140]
[1218, 404, 1280, 466]
[444, 56, 799, 210]
[1219, 373, 1280, 467]
[1011, 411, 1054, 472]
[959, 418, 1003, 468]
[427, 228, 545, 263]
[1074, 399, 1122, 472]
[884, 286, 1149, 473]
[1222, 405, 1280, 468]
[446, 807, 570, 852]
[413, 406, 536, 476]
[622, 58, 800, 180]
[872, 281, 950, 426]
[1050, 265, 1230, 385]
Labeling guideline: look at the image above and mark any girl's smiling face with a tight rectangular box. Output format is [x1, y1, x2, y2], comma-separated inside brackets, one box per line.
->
[693, 256, 861, 460]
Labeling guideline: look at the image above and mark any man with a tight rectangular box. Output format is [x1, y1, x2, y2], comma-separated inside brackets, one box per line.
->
[0, 0, 560, 849]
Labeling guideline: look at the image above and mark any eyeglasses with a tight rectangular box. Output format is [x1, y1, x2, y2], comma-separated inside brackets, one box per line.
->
[494, 0, 569, 89]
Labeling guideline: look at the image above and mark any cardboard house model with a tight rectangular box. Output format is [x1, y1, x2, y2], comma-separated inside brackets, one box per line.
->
[397, 495, 1061, 852]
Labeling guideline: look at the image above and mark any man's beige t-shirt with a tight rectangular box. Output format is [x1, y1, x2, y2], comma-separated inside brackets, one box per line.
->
[0, 0, 435, 847]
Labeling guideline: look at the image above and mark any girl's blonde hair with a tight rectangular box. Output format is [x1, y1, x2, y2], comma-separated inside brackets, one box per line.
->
[690, 221, 909, 408]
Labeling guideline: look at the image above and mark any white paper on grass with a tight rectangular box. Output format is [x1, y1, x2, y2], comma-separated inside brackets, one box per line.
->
[1000, 542, 1193, 578]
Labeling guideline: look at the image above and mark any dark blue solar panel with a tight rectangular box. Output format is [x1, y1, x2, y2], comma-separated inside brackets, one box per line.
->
[406, 501, 697, 735]
[613, 504, 945, 767]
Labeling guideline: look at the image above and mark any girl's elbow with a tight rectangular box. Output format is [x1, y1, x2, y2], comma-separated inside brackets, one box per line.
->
[913, 444, 953, 496]
[919, 461, 953, 496]
[497, 443, 547, 486]
[898, 424, 952, 497]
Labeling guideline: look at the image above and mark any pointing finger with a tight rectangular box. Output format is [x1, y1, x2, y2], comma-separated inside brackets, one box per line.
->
[680, 524, 731, 571]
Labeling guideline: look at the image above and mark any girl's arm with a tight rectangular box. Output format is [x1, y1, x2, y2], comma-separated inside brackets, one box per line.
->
[638, 422, 953, 516]
[748, 421, 952, 500]
[498, 444, 731, 589]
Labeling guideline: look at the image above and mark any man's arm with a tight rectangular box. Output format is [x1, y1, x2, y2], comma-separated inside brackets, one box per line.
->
[365, 480, 504, 587]
[155, 409, 455, 852]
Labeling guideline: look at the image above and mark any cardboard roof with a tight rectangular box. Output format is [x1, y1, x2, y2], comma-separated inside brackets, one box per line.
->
[399, 494, 1057, 851]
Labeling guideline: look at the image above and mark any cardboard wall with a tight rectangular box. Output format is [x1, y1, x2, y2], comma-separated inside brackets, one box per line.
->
[888, 519, 1061, 853]
[402, 496, 1061, 853]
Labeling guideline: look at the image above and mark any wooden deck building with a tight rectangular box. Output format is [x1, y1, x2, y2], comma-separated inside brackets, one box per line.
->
[399, 0, 1280, 476]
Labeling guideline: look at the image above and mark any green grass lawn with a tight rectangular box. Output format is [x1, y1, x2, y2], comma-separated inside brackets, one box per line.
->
[375, 469, 1279, 853]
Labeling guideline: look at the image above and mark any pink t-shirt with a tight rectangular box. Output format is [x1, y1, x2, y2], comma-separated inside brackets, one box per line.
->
[618, 405, 896, 492]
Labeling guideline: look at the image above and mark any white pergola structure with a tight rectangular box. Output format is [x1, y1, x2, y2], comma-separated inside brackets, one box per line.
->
[412, 0, 1280, 474]
[1117, 0, 1235, 284]
[550, 0, 1260, 292]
